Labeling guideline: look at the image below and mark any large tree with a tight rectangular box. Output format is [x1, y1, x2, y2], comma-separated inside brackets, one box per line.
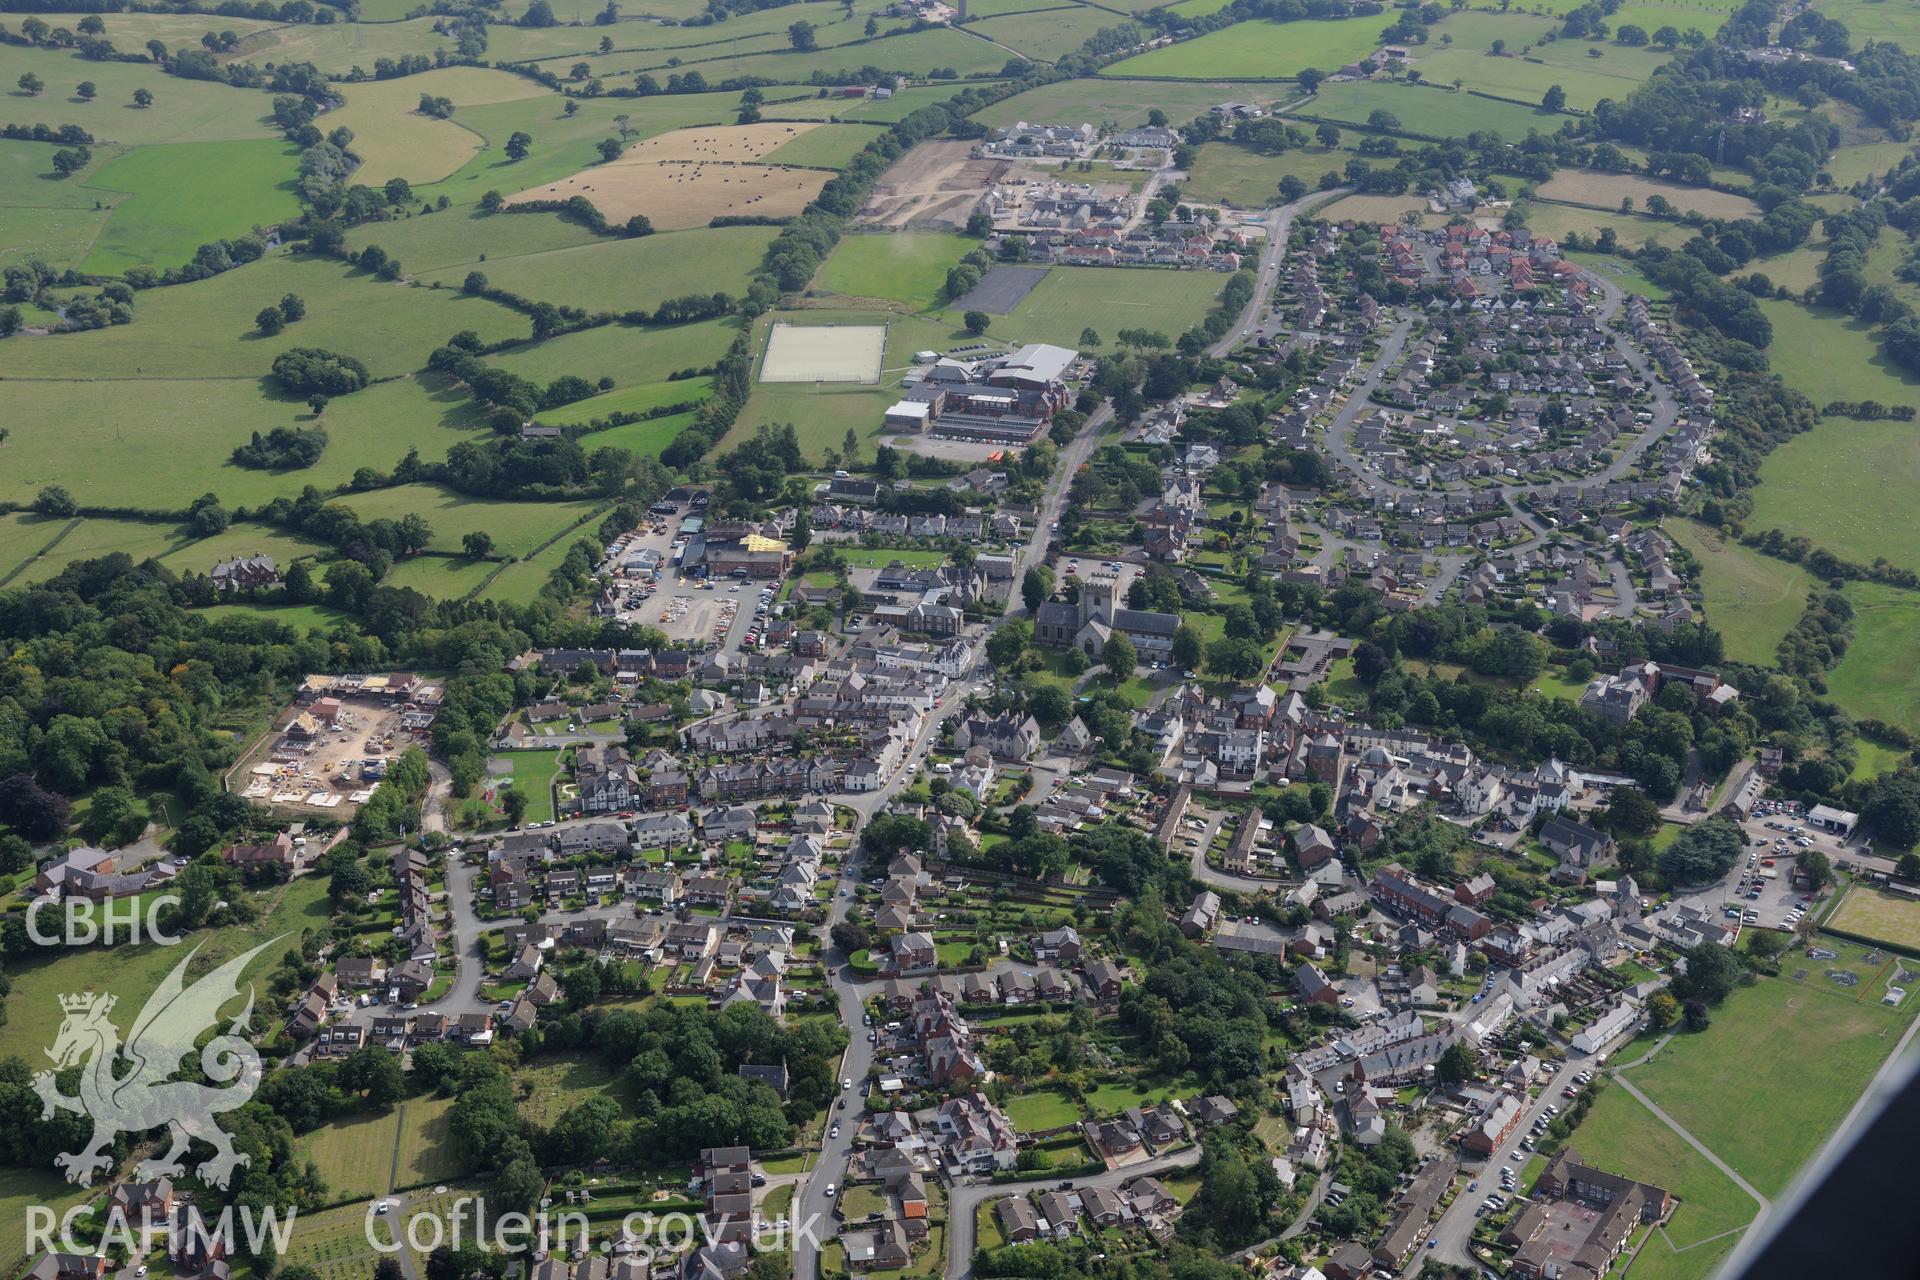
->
[1102, 631, 1136, 681]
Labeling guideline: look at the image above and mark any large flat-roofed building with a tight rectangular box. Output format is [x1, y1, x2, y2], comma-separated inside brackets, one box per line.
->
[883, 344, 1078, 445]
[986, 343, 1077, 389]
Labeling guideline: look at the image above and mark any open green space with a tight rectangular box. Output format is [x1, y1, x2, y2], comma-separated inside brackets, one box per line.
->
[159, 523, 333, 576]
[1827, 881, 1920, 951]
[81, 139, 302, 276]
[971, 3, 1134, 60]
[197, 601, 355, 632]
[1662, 519, 1812, 666]
[1826, 581, 1920, 734]
[1565, 250, 1672, 299]
[1564, 1086, 1760, 1261]
[1804, 0, 1920, 47]
[815, 231, 975, 309]
[945, 265, 1225, 349]
[583, 408, 702, 458]
[0, 139, 115, 268]
[10, 516, 193, 585]
[328, 67, 551, 188]
[0, 251, 526, 381]
[1823, 140, 1914, 188]
[381, 554, 500, 601]
[301, 1106, 402, 1202]
[0, 1168, 98, 1269]
[486, 314, 737, 386]
[284, 1199, 401, 1280]
[511, 1050, 626, 1125]
[1517, 201, 1695, 249]
[1102, 14, 1389, 78]
[1416, 17, 1676, 111]
[0, 875, 332, 1063]
[1849, 735, 1911, 782]
[610, 25, 1010, 82]
[0, 43, 278, 145]
[419, 224, 776, 314]
[342, 485, 604, 557]
[492, 748, 565, 824]
[1305, 79, 1565, 140]
[1184, 142, 1349, 207]
[1623, 971, 1916, 1196]
[972, 78, 1291, 130]
[0, 512, 73, 582]
[1003, 1088, 1084, 1131]
[762, 121, 884, 168]
[396, 1093, 473, 1186]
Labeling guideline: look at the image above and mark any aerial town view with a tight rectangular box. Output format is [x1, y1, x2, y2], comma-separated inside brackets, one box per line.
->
[5, 0, 1920, 1278]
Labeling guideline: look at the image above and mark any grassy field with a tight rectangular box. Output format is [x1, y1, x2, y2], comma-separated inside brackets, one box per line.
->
[972, 78, 1293, 130]
[1806, 0, 1920, 46]
[418, 223, 776, 313]
[762, 121, 884, 168]
[1002, 1088, 1082, 1131]
[0, 43, 279, 145]
[1313, 192, 1439, 225]
[611, 25, 1010, 81]
[0, 511, 75, 582]
[81, 139, 302, 275]
[0, 875, 332, 1063]
[1517, 201, 1696, 249]
[303, 1107, 402, 1202]
[0, 251, 526, 381]
[1102, 14, 1390, 78]
[0, 138, 116, 268]
[1304, 79, 1564, 140]
[197, 601, 354, 631]
[1747, 312, 1920, 571]
[329, 68, 550, 187]
[159, 523, 333, 575]
[1624, 972, 1916, 1197]
[815, 231, 975, 309]
[1827, 582, 1920, 734]
[1849, 735, 1911, 782]
[1537, 171, 1760, 219]
[1415, 21, 1676, 112]
[396, 1093, 473, 1187]
[491, 748, 564, 824]
[486, 314, 737, 386]
[949, 265, 1225, 348]
[512, 1051, 625, 1125]
[1565, 251, 1672, 299]
[10, 516, 194, 584]
[1184, 142, 1350, 207]
[380, 554, 499, 601]
[0, 1168, 98, 1270]
[1824, 140, 1914, 188]
[1828, 882, 1920, 951]
[1564, 1086, 1760, 1261]
[1662, 519, 1812, 666]
[342, 485, 604, 557]
[970, 3, 1136, 59]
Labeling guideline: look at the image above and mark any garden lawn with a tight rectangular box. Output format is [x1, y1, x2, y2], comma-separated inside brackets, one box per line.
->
[0, 43, 279, 145]
[1662, 519, 1812, 666]
[1623, 972, 1917, 1196]
[81, 139, 302, 275]
[419, 224, 776, 313]
[1826, 582, 1920, 734]
[342, 485, 604, 557]
[1002, 1088, 1083, 1131]
[1102, 14, 1388, 78]
[1184, 142, 1350, 208]
[816, 231, 975, 309]
[300, 1107, 401, 1202]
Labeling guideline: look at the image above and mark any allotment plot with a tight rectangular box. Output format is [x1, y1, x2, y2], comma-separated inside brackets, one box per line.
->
[759, 322, 888, 384]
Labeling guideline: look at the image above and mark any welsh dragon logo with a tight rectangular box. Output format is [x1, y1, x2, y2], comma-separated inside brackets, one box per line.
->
[34, 939, 281, 1188]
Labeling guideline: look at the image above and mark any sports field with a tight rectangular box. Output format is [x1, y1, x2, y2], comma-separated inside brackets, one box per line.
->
[82, 139, 303, 275]
[1828, 883, 1920, 952]
[1826, 582, 1920, 734]
[760, 321, 888, 383]
[1102, 14, 1391, 79]
[815, 231, 975, 309]
[1662, 519, 1812, 666]
[1624, 972, 1916, 1197]
[1184, 142, 1349, 207]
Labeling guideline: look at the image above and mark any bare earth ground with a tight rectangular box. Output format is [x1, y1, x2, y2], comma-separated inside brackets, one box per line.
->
[857, 139, 1005, 230]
